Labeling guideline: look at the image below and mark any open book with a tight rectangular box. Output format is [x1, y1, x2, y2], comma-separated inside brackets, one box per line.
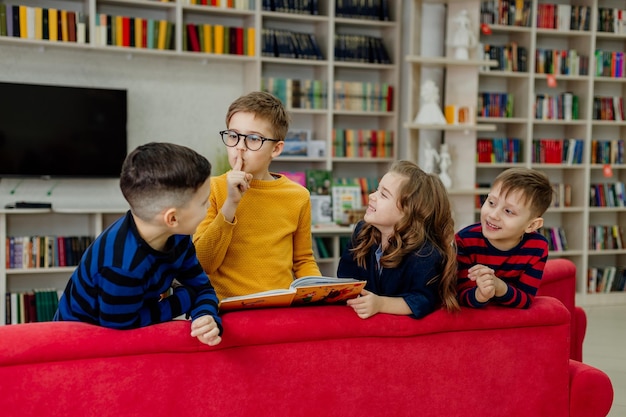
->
[219, 276, 366, 312]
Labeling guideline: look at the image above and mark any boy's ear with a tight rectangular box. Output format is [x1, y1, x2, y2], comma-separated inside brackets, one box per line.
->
[525, 216, 543, 233]
[163, 208, 179, 228]
[271, 140, 284, 158]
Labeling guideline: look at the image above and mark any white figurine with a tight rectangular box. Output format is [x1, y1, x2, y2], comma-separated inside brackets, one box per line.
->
[449, 10, 477, 60]
[439, 143, 452, 189]
[423, 142, 440, 174]
[414, 80, 447, 125]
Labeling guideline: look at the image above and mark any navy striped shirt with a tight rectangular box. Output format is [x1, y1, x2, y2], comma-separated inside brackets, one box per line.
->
[54, 211, 221, 331]
[456, 223, 548, 309]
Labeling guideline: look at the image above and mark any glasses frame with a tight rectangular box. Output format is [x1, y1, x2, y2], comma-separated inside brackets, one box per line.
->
[219, 130, 281, 151]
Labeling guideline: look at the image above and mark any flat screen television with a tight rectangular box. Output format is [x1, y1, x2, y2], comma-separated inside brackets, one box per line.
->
[0, 81, 128, 178]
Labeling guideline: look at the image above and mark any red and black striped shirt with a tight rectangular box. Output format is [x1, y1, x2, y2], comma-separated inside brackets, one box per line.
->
[456, 223, 549, 309]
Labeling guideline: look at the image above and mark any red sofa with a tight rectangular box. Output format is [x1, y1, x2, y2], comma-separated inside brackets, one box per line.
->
[0, 295, 613, 417]
[537, 258, 587, 362]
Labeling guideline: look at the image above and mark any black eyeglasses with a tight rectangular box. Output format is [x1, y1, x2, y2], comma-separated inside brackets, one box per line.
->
[219, 130, 281, 151]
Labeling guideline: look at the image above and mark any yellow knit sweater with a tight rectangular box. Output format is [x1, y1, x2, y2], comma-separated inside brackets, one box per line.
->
[193, 172, 321, 300]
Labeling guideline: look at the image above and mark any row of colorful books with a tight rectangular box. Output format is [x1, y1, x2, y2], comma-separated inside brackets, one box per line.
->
[262, 77, 327, 110]
[334, 34, 391, 64]
[536, 4, 590, 31]
[588, 266, 626, 293]
[482, 42, 528, 72]
[94, 14, 174, 50]
[535, 48, 588, 75]
[478, 92, 514, 118]
[595, 50, 626, 78]
[261, 77, 394, 112]
[262, 0, 319, 15]
[535, 93, 580, 121]
[589, 182, 626, 208]
[476, 138, 522, 163]
[0, 4, 86, 43]
[5, 235, 93, 270]
[590, 139, 624, 164]
[531, 138, 584, 165]
[592, 96, 626, 122]
[597, 7, 626, 34]
[335, 0, 390, 21]
[479, 0, 532, 27]
[261, 28, 323, 60]
[333, 81, 394, 112]
[185, 0, 253, 9]
[537, 226, 568, 252]
[332, 129, 394, 158]
[588, 225, 624, 251]
[5, 289, 59, 325]
[185, 24, 255, 55]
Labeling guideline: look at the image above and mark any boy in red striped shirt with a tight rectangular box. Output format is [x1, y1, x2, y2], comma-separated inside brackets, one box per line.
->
[456, 168, 552, 308]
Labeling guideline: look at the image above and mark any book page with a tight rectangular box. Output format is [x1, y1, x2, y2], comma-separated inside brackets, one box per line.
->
[291, 277, 365, 305]
[291, 276, 364, 287]
[219, 288, 296, 312]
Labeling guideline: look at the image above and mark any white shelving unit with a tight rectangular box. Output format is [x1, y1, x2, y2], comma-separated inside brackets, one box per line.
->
[407, 0, 626, 305]
[474, 0, 626, 306]
[405, 0, 497, 229]
[0, 208, 127, 325]
[262, 1, 402, 179]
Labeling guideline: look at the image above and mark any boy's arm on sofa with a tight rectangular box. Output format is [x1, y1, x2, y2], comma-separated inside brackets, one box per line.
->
[568, 359, 613, 417]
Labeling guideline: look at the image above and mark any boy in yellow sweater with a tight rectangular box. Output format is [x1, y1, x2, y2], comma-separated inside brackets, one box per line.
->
[193, 91, 321, 300]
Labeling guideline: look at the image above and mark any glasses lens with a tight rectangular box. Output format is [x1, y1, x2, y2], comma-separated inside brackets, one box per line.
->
[245, 134, 264, 151]
[222, 131, 239, 147]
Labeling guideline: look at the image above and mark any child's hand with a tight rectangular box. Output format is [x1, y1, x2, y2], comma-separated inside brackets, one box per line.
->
[468, 264, 498, 302]
[190, 315, 222, 346]
[346, 289, 380, 319]
[226, 152, 252, 202]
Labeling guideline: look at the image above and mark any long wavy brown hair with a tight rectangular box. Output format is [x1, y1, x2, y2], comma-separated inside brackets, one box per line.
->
[350, 160, 460, 312]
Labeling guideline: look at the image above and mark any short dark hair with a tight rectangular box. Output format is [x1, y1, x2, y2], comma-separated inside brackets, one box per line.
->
[492, 168, 552, 218]
[120, 142, 211, 220]
[225, 91, 290, 140]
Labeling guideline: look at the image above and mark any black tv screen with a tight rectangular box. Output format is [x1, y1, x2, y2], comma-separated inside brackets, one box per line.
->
[0, 82, 127, 178]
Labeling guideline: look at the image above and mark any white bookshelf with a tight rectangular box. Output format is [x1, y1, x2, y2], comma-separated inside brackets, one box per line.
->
[0, 207, 127, 325]
[407, 0, 626, 306]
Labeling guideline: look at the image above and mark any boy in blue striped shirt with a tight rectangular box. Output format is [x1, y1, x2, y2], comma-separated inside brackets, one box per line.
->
[54, 142, 222, 346]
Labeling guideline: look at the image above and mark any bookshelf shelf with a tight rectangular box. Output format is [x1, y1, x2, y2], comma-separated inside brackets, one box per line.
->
[405, 55, 497, 67]
[405, 122, 497, 132]
[331, 157, 395, 163]
[479, 70, 529, 78]
[261, 57, 328, 65]
[476, 116, 528, 124]
[6, 267, 77, 275]
[261, 11, 328, 22]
